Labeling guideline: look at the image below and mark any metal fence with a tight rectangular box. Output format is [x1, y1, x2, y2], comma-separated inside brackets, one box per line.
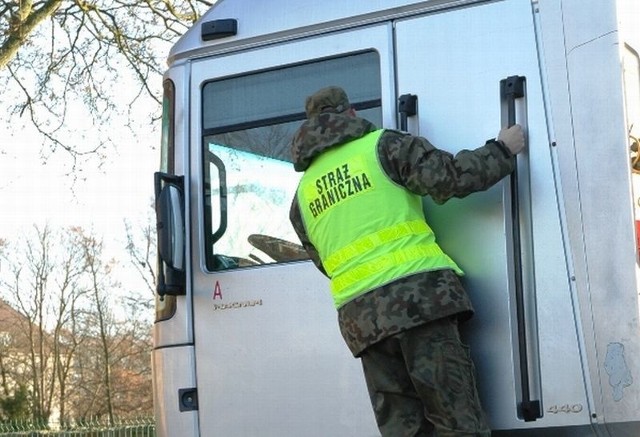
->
[0, 417, 155, 437]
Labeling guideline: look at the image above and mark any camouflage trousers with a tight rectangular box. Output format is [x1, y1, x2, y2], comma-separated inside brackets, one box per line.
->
[360, 317, 491, 437]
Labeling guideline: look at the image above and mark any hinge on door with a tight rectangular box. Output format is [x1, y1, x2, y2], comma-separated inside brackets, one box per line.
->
[179, 387, 199, 412]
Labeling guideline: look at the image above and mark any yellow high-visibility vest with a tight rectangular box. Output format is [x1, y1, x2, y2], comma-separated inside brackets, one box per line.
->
[297, 129, 463, 308]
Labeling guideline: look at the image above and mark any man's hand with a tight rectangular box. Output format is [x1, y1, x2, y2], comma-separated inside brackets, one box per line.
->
[497, 124, 525, 155]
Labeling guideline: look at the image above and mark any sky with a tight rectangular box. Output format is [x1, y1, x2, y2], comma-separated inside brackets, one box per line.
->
[0, 90, 159, 242]
[0, 11, 170, 246]
[0, 86, 160, 304]
[0, 119, 159, 329]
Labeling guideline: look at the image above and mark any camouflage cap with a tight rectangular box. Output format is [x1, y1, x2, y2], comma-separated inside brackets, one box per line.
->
[305, 86, 351, 118]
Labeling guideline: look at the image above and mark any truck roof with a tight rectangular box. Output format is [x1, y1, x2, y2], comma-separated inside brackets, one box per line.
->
[168, 0, 482, 65]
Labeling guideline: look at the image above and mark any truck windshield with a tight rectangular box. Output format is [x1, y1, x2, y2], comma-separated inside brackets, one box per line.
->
[202, 51, 382, 271]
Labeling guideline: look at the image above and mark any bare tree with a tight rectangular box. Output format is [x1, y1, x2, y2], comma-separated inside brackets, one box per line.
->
[69, 228, 117, 423]
[0, 226, 87, 422]
[124, 205, 157, 299]
[15, 226, 57, 422]
[103, 320, 153, 417]
[0, 0, 212, 163]
[0, 225, 155, 422]
[52, 243, 88, 424]
[69, 227, 153, 421]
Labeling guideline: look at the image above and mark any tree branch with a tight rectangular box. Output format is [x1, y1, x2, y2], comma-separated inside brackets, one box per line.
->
[0, 0, 63, 69]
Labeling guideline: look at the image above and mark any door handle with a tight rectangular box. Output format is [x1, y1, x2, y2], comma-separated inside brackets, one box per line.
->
[205, 150, 228, 244]
[500, 75, 542, 422]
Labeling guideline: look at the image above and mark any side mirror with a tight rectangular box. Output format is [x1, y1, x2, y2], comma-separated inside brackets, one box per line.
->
[157, 183, 184, 270]
[155, 172, 186, 296]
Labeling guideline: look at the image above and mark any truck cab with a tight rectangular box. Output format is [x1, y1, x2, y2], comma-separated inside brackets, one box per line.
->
[153, 1, 640, 435]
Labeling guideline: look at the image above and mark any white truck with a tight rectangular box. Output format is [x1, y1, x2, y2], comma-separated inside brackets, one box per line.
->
[152, 0, 640, 435]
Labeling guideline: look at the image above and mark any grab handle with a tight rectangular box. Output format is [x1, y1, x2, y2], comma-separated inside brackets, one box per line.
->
[500, 75, 541, 422]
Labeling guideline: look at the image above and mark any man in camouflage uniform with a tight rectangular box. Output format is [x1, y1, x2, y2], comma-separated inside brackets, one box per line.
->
[289, 86, 525, 436]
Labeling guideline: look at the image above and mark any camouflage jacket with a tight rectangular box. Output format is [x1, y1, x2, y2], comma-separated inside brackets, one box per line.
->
[289, 112, 515, 357]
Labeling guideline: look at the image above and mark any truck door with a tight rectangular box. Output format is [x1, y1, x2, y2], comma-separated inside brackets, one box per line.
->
[189, 26, 393, 437]
[395, 0, 592, 433]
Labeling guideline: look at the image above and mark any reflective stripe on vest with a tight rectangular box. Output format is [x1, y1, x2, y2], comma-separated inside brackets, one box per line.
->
[323, 219, 431, 274]
[297, 129, 463, 308]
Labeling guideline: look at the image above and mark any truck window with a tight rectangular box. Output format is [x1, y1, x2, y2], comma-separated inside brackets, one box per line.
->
[202, 51, 382, 271]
